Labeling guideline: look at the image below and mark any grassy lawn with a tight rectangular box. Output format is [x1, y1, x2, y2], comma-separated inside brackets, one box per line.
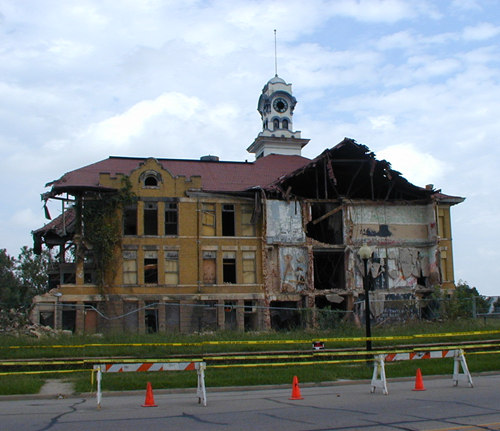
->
[1, 319, 499, 396]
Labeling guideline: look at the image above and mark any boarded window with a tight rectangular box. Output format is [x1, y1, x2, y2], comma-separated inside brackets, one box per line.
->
[241, 205, 255, 236]
[222, 204, 235, 236]
[123, 251, 137, 285]
[144, 202, 158, 235]
[144, 251, 158, 284]
[203, 251, 216, 284]
[165, 202, 178, 235]
[123, 205, 137, 236]
[202, 203, 216, 236]
[164, 250, 179, 284]
[223, 251, 236, 284]
[242, 251, 256, 284]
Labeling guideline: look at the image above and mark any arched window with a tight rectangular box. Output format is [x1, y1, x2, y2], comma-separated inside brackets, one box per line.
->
[273, 119, 280, 130]
[144, 176, 158, 187]
[282, 119, 289, 130]
[140, 170, 162, 188]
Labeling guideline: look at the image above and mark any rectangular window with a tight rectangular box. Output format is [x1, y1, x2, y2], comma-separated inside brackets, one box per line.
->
[164, 250, 179, 284]
[201, 203, 216, 236]
[144, 202, 158, 235]
[123, 251, 137, 285]
[223, 251, 236, 283]
[222, 204, 235, 236]
[144, 251, 158, 284]
[202, 251, 216, 284]
[242, 251, 256, 284]
[123, 205, 137, 235]
[241, 205, 255, 236]
[165, 202, 178, 235]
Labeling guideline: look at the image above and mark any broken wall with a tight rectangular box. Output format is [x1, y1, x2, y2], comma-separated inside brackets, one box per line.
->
[266, 200, 305, 244]
[346, 203, 440, 292]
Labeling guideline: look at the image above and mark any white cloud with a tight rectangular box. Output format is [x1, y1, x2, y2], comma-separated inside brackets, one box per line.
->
[83, 92, 203, 147]
[463, 22, 500, 41]
[369, 115, 395, 130]
[376, 143, 448, 187]
[328, 0, 439, 22]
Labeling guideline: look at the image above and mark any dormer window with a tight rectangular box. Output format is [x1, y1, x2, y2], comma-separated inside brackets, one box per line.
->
[140, 170, 162, 188]
[144, 176, 158, 187]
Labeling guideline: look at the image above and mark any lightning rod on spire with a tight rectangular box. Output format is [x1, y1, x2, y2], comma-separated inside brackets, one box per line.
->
[274, 29, 278, 77]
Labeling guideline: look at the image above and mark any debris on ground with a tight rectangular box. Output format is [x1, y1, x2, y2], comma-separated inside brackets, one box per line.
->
[0, 308, 67, 337]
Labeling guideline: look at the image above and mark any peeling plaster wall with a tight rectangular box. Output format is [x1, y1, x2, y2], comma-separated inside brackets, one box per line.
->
[346, 203, 440, 292]
[279, 247, 308, 293]
[266, 200, 305, 244]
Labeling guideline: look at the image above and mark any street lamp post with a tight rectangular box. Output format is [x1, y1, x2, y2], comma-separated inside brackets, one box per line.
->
[358, 244, 373, 353]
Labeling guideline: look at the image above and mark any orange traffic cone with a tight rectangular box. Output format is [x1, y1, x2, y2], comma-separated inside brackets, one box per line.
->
[289, 376, 304, 400]
[412, 368, 426, 391]
[142, 382, 158, 407]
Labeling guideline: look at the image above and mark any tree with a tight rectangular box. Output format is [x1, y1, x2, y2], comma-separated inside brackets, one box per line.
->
[0, 249, 22, 308]
[15, 246, 50, 308]
[430, 280, 488, 319]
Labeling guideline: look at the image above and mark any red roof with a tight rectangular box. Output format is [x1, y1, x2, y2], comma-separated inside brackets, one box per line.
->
[46, 154, 311, 194]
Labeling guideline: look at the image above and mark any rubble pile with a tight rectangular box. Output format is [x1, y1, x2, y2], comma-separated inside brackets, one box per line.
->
[0, 308, 60, 337]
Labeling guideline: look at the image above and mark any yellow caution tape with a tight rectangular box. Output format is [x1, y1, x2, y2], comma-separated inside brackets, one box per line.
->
[2, 329, 500, 350]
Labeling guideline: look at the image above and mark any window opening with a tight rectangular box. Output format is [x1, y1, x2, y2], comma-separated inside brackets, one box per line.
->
[242, 251, 256, 284]
[222, 204, 235, 236]
[223, 252, 236, 283]
[62, 304, 76, 332]
[201, 203, 216, 236]
[202, 251, 216, 284]
[313, 251, 344, 290]
[224, 300, 237, 330]
[144, 252, 158, 284]
[273, 119, 279, 130]
[241, 205, 255, 236]
[270, 301, 301, 330]
[165, 202, 178, 235]
[123, 205, 137, 235]
[144, 202, 158, 235]
[123, 250, 137, 285]
[145, 304, 158, 333]
[164, 250, 179, 284]
[306, 203, 343, 245]
[282, 119, 289, 129]
[144, 176, 158, 187]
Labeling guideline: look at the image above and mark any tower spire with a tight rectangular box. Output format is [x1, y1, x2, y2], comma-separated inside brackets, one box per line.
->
[274, 29, 278, 77]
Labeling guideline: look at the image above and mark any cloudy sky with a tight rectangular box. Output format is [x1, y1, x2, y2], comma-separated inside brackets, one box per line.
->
[1, 0, 499, 295]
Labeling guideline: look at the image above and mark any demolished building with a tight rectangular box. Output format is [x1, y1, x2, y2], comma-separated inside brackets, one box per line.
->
[31, 75, 463, 333]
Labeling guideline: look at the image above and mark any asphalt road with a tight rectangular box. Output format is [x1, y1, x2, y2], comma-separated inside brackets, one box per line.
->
[1, 374, 500, 431]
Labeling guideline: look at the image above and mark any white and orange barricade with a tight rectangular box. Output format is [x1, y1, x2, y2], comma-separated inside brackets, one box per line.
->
[371, 349, 473, 395]
[93, 361, 207, 408]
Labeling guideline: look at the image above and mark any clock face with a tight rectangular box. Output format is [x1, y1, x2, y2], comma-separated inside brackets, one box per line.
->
[273, 98, 288, 113]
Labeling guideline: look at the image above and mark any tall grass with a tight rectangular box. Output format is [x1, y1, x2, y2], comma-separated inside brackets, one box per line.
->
[1, 319, 499, 396]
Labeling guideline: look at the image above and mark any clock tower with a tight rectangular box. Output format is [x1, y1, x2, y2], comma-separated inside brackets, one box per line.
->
[247, 75, 309, 159]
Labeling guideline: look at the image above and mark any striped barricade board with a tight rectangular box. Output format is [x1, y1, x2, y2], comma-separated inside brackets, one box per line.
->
[371, 349, 473, 395]
[93, 361, 207, 408]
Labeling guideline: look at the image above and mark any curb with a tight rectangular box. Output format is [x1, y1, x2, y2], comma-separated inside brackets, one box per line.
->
[1, 371, 498, 402]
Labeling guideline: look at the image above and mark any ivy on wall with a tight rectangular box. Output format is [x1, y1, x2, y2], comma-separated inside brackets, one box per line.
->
[81, 177, 136, 290]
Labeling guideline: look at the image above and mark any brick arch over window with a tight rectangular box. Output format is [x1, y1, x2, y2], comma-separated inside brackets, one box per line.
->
[139, 170, 163, 188]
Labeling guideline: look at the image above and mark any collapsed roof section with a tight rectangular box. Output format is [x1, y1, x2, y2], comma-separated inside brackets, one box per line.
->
[264, 138, 437, 201]
[32, 207, 76, 253]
